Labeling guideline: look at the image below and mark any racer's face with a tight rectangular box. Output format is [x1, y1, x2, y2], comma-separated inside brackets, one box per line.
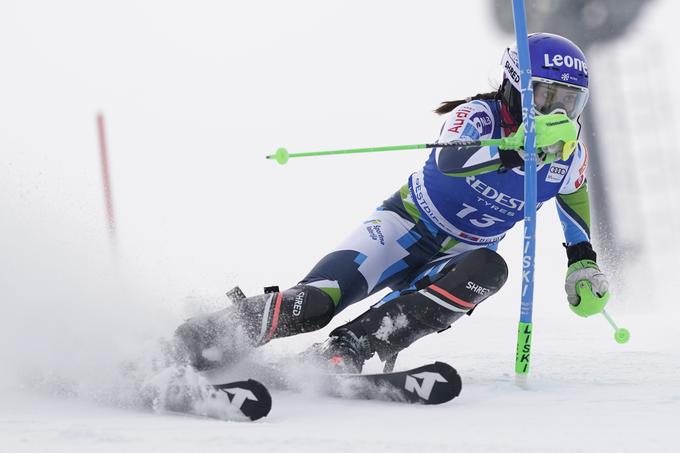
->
[532, 79, 589, 120]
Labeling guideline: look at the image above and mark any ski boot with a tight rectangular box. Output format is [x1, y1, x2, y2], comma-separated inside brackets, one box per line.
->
[301, 328, 371, 374]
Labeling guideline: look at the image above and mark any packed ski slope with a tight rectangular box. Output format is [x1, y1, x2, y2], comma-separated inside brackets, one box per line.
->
[2, 313, 678, 453]
[1, 1, 679, 452]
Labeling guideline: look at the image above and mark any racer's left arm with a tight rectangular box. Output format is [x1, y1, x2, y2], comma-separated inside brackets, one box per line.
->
[556, 144, 610, 317]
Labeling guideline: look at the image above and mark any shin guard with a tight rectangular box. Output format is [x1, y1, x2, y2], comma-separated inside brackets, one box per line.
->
[238, 285, 336, 345]
[175, 285, 335, 370]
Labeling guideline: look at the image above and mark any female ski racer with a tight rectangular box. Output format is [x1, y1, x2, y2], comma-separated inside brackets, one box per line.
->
[175, 33, 610, 373]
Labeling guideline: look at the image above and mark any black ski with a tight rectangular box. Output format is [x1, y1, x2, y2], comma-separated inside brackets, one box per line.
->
[230, 360, 461, 405]
[327, 361, 461, 404]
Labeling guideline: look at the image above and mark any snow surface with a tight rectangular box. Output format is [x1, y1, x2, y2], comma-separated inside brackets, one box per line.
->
[2, 1, 679, 452]
[2, 315, 678, 453]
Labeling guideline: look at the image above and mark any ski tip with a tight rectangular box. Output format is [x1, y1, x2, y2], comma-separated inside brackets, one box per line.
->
[436, 361, 462, 395]
[214, 379, 272, 421]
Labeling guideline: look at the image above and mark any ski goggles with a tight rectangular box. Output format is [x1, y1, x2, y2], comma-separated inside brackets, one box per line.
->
[532, 77, 589, 120]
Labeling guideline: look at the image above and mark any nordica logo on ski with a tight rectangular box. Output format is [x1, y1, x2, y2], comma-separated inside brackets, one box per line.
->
[404, 372, 447, 400]
[214, 379, 272, 421]
[223, 387, 260, 408]
[543, 53, 588, 75]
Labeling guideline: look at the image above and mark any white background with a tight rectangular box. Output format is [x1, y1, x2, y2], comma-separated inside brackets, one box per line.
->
[1, 1, 678, 452]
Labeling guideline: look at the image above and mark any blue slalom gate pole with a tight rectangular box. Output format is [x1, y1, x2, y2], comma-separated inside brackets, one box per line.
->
[511, 0, 538, 384]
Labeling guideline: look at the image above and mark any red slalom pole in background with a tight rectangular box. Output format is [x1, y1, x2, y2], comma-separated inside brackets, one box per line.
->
[96, 112, 117, 247]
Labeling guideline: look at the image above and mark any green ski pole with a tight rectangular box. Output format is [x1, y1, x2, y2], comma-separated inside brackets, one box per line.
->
[266, 139, 503, 165]
[266, 114, 578, 165]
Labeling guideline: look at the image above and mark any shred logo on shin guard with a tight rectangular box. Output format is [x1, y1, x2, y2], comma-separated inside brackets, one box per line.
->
[404, 371, 447, 400]
[465, 281, 490, 296]
[292, 291, 305, 316]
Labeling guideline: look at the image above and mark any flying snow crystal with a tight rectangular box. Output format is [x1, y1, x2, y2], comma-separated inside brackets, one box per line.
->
[374, 314, 409, 342]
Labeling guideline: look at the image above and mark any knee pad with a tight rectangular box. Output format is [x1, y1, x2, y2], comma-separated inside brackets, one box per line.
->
[430, 248, 508, 307]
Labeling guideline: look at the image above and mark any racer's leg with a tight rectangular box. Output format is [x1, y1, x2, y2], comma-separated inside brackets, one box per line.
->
[176, 189, 450, 370]
[311, 246, 508, 371]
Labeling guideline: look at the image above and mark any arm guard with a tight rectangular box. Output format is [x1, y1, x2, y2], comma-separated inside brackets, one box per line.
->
[556, 181, 591, 245]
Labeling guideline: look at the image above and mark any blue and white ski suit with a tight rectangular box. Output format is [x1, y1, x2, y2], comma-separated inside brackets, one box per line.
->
[301, 100, 592, 312]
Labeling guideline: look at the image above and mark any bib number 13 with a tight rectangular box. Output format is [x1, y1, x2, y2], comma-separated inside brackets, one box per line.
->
[456, 203, 504, 228]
